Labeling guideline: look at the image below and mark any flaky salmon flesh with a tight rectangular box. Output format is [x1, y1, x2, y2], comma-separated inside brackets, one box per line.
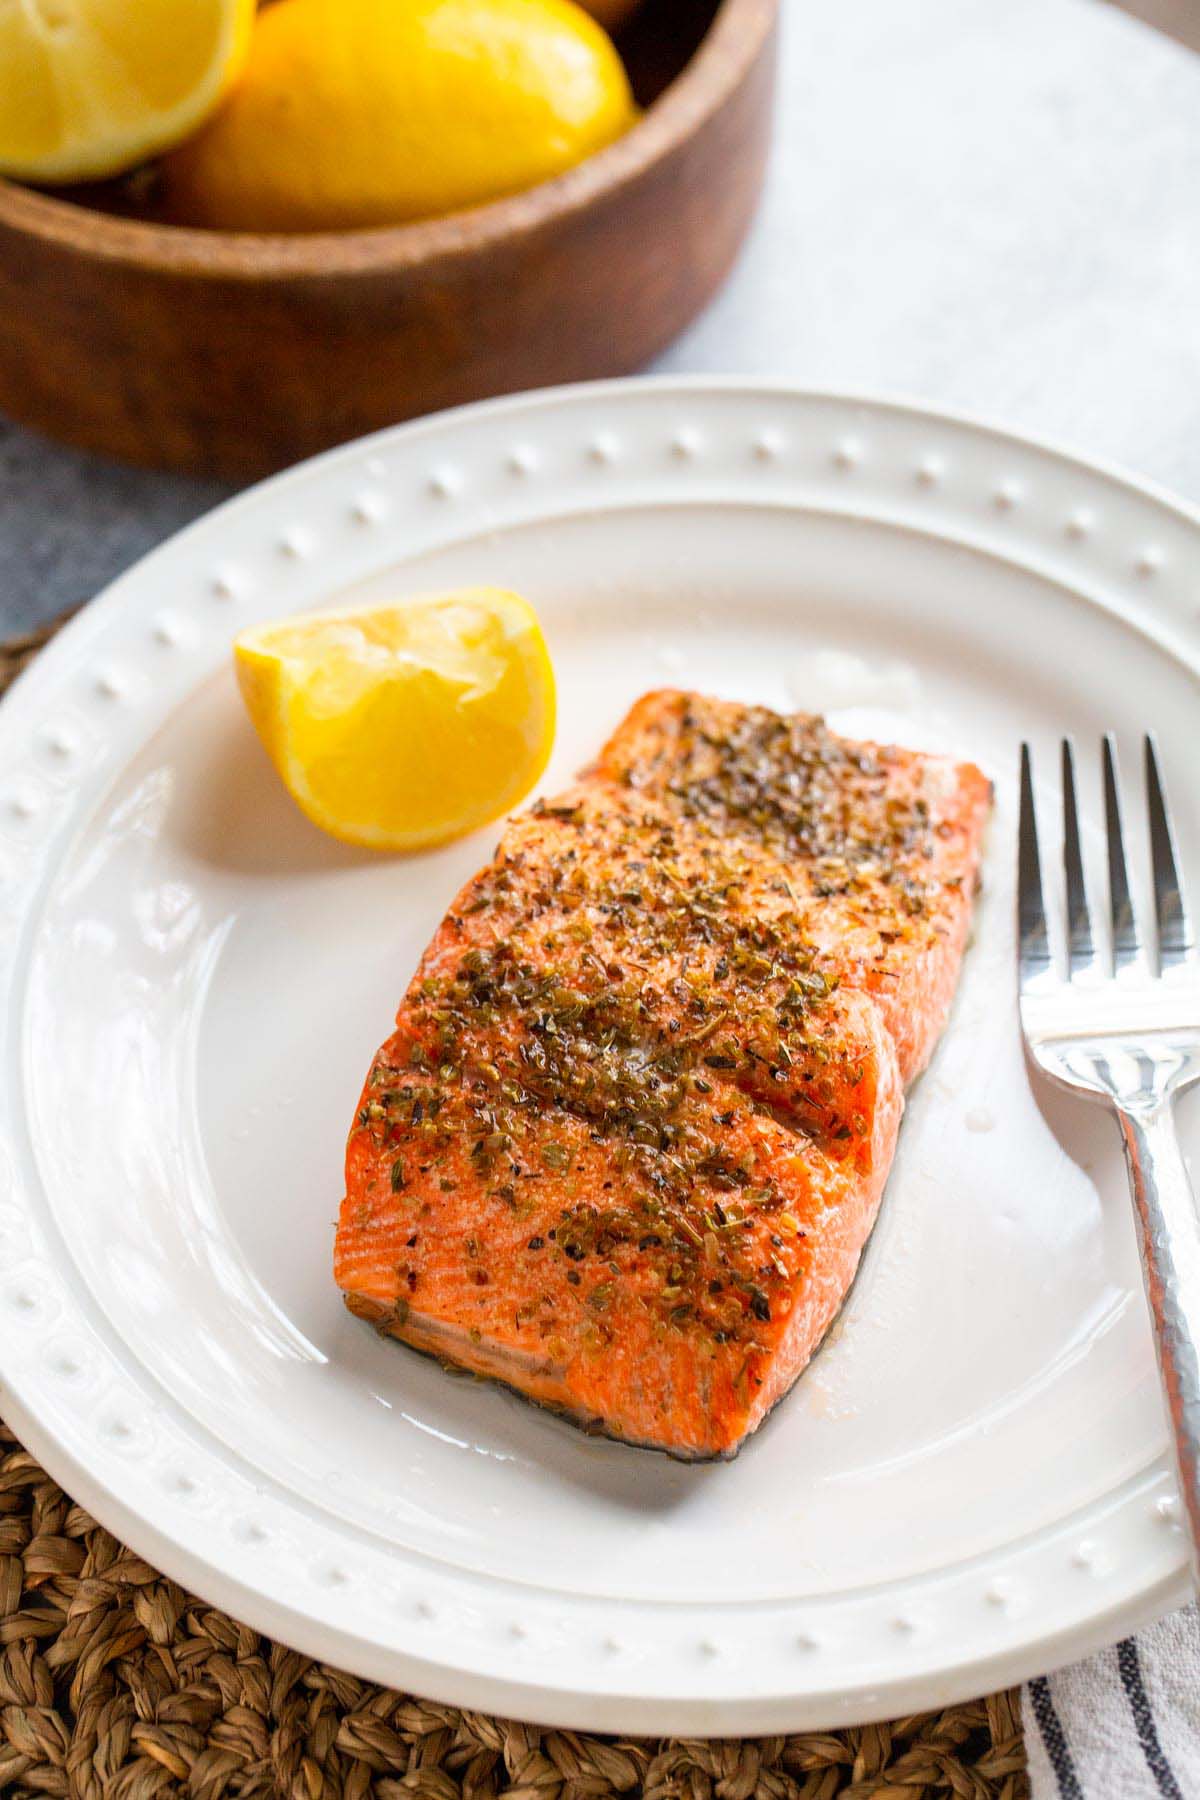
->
[335, 691, 991, 1459]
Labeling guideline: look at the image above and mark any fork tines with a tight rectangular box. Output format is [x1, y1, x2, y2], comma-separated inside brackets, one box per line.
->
[1019, 736, 1196, 984]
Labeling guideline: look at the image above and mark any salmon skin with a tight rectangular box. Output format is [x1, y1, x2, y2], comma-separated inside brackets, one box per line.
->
[335, 690, 990, 1459]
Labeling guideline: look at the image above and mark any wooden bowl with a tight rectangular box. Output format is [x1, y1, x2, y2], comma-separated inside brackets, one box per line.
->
[0, 0, 778, 481]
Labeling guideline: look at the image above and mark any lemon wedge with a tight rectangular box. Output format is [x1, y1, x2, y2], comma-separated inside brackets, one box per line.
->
[234, 589, 556, 851]
[0, 0, 255, 183]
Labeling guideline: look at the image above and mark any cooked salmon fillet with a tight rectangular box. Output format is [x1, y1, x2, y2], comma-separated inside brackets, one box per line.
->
[335, 690, 990, 1458]
[594, 692, 992, 1082]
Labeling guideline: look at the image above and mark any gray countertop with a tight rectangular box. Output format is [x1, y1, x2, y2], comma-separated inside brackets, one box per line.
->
[3, 0, 1198, 639]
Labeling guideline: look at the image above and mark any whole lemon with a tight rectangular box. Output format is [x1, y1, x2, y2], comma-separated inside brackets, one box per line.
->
[161, 0, 638, 231]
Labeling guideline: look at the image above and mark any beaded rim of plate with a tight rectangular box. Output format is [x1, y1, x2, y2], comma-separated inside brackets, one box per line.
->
[0, 381, 1194, 1734]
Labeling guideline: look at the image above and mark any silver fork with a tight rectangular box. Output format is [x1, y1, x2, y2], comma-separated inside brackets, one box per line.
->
[1018, 736, 1200, 1587]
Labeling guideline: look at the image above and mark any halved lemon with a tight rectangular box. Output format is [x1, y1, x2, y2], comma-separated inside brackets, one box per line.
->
[234, 589, 556, 851]
[0, 0, 255, 183]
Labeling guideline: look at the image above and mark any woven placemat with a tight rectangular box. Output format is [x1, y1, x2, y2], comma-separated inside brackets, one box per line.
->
[0, 618, 1031, 1799]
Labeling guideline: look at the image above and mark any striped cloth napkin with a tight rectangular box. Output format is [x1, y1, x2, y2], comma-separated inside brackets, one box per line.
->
[1022, 1603, 1199, 1798]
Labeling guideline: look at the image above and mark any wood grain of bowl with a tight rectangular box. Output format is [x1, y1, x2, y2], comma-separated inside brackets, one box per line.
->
[0, 0, 778, 480]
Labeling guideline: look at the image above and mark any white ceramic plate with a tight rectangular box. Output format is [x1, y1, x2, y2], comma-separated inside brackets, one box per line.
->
[1, 381, 1196, 1734]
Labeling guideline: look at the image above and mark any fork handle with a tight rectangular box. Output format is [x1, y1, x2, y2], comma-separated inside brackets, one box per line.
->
[1116, 1103, 1200, 1588]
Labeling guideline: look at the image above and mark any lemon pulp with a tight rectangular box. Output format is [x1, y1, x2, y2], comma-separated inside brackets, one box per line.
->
[0, 0, 254, 182]
[234, 588, 556, 851]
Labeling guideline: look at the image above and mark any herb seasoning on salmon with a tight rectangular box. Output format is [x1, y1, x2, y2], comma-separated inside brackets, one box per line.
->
[334, 690, 991, 1458]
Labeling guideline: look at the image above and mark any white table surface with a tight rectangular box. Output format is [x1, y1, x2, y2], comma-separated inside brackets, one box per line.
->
[2, 0, 1198, 638]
